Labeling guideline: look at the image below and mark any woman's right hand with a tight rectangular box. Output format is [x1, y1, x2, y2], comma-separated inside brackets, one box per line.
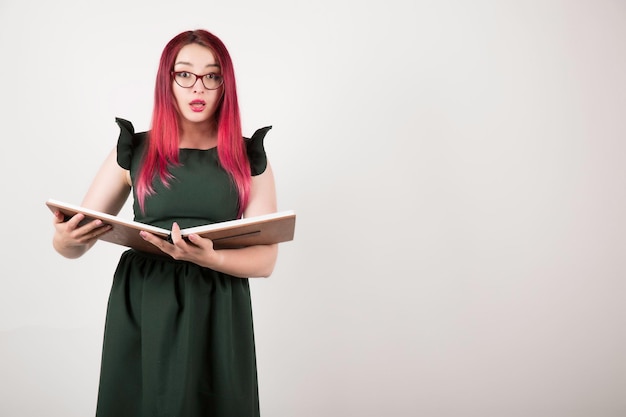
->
[52, 211, 112, 259]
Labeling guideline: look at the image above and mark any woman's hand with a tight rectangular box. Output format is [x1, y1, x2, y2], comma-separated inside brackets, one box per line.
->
[52, 211, 112, 259]
[139, 222, 224, 269]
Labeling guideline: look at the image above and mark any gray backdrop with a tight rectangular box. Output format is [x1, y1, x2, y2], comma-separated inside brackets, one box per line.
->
[1, 0, 625, 416]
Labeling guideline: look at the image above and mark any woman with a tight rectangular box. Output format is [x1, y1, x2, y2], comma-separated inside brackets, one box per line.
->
[51, 29, 277, 416]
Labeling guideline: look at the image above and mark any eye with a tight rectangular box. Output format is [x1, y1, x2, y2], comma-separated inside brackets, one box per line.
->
[176, 71, 192, 78]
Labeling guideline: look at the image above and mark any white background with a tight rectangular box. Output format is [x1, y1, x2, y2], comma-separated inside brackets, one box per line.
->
[1, 0, 625, 416]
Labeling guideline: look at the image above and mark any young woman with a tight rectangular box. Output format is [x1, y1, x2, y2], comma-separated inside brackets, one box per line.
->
[51, 29, 277, 416]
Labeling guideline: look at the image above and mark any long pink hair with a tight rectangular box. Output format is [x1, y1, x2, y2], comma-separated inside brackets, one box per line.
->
[136, 29, 250, 217]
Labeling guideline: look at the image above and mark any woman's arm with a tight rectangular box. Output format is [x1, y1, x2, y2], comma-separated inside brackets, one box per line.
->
[140, 161, 279, 278]
[52, 147, 132, 259]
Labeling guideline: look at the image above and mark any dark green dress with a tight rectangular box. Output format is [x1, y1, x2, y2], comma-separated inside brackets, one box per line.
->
[95, 118, 271, 417]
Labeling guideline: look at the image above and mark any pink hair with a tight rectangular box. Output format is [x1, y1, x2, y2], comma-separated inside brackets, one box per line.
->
[136, 29, 250, 217]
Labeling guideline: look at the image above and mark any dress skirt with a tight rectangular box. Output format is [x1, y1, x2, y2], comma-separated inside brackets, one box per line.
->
[95, 249, 260, 417]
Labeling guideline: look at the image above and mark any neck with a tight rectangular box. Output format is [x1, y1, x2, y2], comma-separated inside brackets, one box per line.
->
[179, 119, 218, 149]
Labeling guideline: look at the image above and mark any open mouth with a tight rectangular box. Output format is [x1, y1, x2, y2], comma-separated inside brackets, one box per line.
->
[190, 100, 206, 112]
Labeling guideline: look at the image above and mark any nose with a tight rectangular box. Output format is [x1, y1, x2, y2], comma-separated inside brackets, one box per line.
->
[192, 76, 205, 93]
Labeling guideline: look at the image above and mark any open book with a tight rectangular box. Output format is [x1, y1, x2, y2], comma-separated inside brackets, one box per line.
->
[47, 199, 296, 256]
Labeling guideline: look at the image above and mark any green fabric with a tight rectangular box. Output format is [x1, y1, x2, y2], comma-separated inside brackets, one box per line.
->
[95, 118, 270, 417]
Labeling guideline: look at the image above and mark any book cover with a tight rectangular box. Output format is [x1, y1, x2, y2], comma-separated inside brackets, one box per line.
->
[46, 199, 296, 256]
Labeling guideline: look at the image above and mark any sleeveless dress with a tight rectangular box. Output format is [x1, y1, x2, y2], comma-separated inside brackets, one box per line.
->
[95, 118, 271, 417]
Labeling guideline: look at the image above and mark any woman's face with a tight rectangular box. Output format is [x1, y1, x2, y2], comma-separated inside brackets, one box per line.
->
[172, 43, 223, 124]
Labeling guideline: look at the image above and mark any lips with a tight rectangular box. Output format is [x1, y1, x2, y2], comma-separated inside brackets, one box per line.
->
[189, 100, 206, 112]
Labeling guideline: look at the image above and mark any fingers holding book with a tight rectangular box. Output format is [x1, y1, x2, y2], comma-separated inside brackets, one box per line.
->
[52, 211, 113, 258]
[140, 222, 219, 267]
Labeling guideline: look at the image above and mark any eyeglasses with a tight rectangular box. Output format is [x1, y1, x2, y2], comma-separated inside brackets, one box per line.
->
[171, 71, 224, 90]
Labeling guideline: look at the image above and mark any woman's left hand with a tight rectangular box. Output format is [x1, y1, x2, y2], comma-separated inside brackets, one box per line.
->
[139, 222, 223, 269]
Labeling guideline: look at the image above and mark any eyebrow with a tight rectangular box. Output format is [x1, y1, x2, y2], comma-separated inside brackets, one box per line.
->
[174, 61, 221, 69]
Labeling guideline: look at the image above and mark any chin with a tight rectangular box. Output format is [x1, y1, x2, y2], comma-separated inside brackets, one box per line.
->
[184, 112, 212, 123]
